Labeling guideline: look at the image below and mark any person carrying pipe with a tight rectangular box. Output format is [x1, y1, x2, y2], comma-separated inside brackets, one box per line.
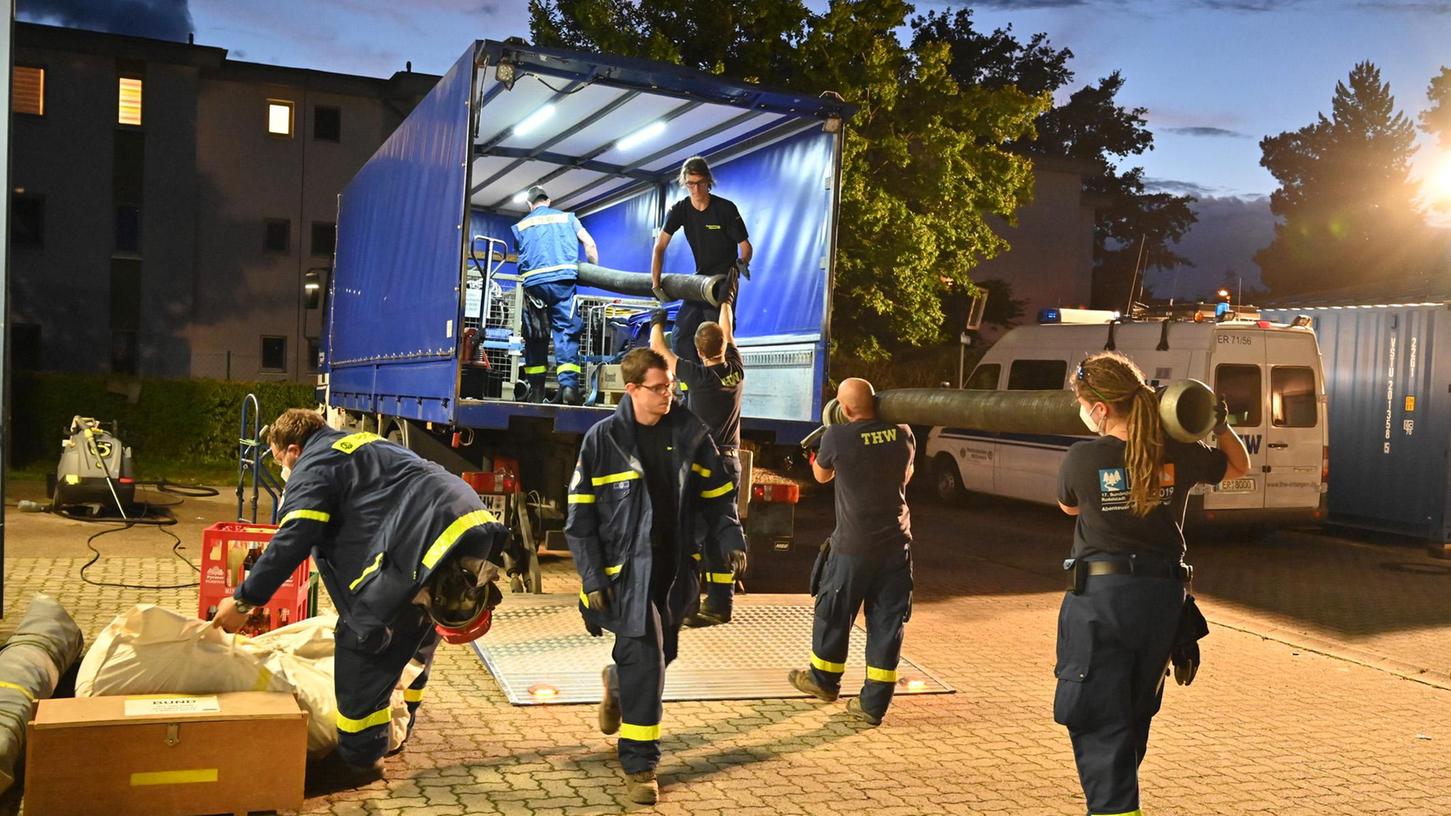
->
[512, 185, 599, 405]
[789, 378, 915, 726]
[646, 300, 747, 626]
[212, 409, 513, 782]
[1053, 352, 1249, 816]
[566, 348, 745, 805]
[649, 156, 751, 372]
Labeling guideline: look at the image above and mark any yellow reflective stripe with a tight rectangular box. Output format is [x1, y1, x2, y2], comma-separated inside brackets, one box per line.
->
[811, 653, 845, 673]
[332, 432, 382, 454]
[1092, 811, 1144, 816]
[421, 509, 499, 569]
[579, 590, 590, 605]
[592, 471, 640, 486]
[691, 463, 712, 478]
[706, 572, 734, 584]
[568, 493, 596, 504]
[604, 564, 623, 575]
[700, 481, 734, 499]
[404, 688, 425, 703]
[348, 552, 384, 591]
[517, 213, 570, 230]
[866, 666, 898, 683]
[0, 681, 35, 702]
[280, 508, 330, 525]
[521, 262, 578, 278]
[557, 363, 582, 373]
[131, 769, 218, 787]
[523, 365, 547, 374]
[618, 722, 660, 741]
[691, 553, 702, 561]
[336, 706, 392, 733]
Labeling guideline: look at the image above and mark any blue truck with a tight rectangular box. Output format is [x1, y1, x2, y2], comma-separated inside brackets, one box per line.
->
[312, 40, 852, 561]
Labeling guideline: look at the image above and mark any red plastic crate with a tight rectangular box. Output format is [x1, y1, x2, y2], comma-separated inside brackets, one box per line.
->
[199, 522, 312, 636]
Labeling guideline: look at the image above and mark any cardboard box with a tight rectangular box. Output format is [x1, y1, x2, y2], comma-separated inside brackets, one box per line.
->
[25, 691, 307, 816]
[199, 522, 313, 635]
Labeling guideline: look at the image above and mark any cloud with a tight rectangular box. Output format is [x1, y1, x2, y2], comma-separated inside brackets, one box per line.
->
[1163, 125, 1252, 138]
[18, 0, 194, 41]
[1144, 177, 1221, 196]
[1144, 194, 1274, 299]
[1193, 0, 1300, 10]
[945, 0, 1093, 7]
[1355, 1, 1451, 12]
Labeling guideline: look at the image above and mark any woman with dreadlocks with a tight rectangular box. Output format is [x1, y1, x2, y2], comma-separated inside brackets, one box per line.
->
[1053, 351, 1249, 816]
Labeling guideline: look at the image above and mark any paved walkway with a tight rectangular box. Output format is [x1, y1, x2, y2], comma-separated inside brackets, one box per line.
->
[2, 487, 1449, 814]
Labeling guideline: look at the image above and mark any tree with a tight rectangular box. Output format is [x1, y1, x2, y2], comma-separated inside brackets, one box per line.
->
[1422, 66, 1451, 146]
[912, 10, 1197, 310]
[1257, 61, 1436, 296]
[530, 0, 1048, 359]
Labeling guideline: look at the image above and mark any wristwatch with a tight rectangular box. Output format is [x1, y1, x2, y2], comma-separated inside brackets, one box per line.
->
[233, 599, 257, 615]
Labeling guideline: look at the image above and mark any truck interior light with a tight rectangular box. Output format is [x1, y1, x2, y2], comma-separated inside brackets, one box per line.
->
[512, 189, 531, 204]
[616, 121, 665, 151]
[513, 104, 556, 137]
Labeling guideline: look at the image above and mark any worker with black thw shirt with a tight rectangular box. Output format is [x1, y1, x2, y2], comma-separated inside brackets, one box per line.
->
[647, 299, 746, 626]
[650, 155, 751, 372]
[1055, 352, 1249, 816]
[789, 378, 915, 727]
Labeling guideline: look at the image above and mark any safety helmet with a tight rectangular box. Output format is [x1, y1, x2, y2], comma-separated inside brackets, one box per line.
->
[425, 559, 502, 645]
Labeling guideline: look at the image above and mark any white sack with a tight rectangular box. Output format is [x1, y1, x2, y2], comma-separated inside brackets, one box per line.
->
[76, 605, 421, 757]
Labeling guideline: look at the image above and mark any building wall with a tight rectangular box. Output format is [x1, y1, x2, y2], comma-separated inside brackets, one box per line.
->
[10, 23, 433, 382]
[971, 156, 1097, 340]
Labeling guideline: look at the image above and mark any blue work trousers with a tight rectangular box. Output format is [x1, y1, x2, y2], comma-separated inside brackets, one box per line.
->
[607, 597, 681, 773]
[699, 453, 742, 617]
[809, 547, 913, 720]
[334, 607, 439, 767]
[523, 280, 582, 389]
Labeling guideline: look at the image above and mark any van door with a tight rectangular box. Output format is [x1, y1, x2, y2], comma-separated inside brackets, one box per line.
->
[1263, 332, 1324, 509]
[933, 362, 1000, 494]
[1209, 330, 1266, 510]
[996, 357, 1071, 503]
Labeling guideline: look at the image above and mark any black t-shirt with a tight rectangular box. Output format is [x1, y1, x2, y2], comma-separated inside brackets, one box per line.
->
[1056, 435, 1229, 562]
[635, 419, 678, 598]
[676, 345, 744, 449]
[817, 420, 914, 557]
[663, 195, 748, 274]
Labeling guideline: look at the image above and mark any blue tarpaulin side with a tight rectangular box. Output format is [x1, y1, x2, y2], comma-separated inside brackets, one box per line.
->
[329, 44, 476, 418]
[658, 130, 834, 339]
[469, 209, 521, 282]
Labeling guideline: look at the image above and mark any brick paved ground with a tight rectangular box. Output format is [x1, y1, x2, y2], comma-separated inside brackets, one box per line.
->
[3, 486, 1450, 814]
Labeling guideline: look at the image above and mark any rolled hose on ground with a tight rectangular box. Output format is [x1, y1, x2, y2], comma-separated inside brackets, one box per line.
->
[576, 262, 725, 306]
[0, 594, 84, 793]
[802, 380, 1216, 447]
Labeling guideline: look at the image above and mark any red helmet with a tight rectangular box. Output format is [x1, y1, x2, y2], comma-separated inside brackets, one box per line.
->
[425, 560, 502, 645]
[436, 606, 493, 645]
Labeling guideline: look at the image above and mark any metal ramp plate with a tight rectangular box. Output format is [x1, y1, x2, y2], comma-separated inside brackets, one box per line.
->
[471, 594, 954, 705]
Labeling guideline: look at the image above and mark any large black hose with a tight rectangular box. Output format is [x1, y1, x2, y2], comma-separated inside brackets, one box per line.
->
[576, 263, 725, 306]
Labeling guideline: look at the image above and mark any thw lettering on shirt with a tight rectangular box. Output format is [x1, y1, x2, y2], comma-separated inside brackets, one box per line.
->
[859, 428, 899, 446]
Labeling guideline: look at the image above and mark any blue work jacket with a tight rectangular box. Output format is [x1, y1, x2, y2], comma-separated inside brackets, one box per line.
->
[566, 397, 745, 638]
[237, 427, 506, 648]
[512, 206, 582, 288]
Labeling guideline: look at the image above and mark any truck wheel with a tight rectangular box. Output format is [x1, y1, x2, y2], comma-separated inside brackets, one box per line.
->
[932, 454, 965, 503]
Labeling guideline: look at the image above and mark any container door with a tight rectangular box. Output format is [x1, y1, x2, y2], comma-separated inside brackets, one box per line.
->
[1208, 331, 1265, 510]
[1264, 333, 1325, 509]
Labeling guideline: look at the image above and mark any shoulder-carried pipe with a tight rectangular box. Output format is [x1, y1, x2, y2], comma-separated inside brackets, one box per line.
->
[575, 263, 724, 306]
[805, 380, 1216, 447]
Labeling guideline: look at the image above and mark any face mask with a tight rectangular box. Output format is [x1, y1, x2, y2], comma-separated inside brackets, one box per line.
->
[1079, 403, 1104, 435]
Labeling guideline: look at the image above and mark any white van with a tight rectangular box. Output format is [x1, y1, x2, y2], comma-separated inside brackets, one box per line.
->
[924, 308, 1328, 524]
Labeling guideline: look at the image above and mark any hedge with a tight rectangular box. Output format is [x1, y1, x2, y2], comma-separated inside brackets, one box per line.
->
[12, 373, 318, 471]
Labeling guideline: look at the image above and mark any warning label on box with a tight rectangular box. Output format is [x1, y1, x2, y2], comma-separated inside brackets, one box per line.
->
[124, 696, 222, 716]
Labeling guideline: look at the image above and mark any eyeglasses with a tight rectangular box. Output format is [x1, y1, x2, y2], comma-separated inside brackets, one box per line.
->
[633, 381, 673, 396]
[683, 179, 709, 189]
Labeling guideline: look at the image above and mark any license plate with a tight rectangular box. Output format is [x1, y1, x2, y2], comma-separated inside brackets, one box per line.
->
[1215, 478, 1255, 493]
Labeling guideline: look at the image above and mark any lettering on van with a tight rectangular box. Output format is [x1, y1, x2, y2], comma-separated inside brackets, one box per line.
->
[860, 428, 899, 446]
[1242, 434, 1262, 455]
[1383, 335, 1397, 454]
[1217, 334, 1252, 346]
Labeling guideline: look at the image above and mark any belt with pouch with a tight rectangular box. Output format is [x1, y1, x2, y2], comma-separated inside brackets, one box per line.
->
[1064, 556, 1193, 593]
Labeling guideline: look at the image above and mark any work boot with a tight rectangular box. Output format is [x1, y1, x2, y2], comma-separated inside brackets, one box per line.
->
[788, 668, 839, 702]
[561, 385, 582, 406]
[523, 380, 546, 404]
[682, 608, 730, 628]
[598, 666, 621, 735]
[845, 697, 882, 726]
[624, 770, 659, 805]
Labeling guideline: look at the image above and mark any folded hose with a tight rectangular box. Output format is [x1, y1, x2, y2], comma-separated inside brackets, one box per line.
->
[0, 594, 84, 793]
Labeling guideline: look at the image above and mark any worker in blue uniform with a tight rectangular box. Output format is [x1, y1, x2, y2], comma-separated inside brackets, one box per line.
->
[1055, 352, 1249, 816]
[212, 408, 511, 779]
[566, 348, 746, 805]
[647, 300, 747, 626]
[649, 156, 751, 371]
[789, 377, 915, 726]
[512, 186, 598, 405]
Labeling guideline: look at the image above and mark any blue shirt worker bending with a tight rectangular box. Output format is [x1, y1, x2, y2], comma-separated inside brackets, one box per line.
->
[512, 185, 598, 405]
[566, 348, 746, 805]
[212, 408, 510, 780]
[1055, 352, 1249, 816]
[789, 378, 915, 726]
[648, 300, 747, 626]
[649, 156, 751, 371]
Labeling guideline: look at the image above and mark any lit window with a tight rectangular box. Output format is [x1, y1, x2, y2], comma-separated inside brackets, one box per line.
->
[13, 66, 43, 116]
[268, 100, 294, 136]
[118, 77, 142, 126]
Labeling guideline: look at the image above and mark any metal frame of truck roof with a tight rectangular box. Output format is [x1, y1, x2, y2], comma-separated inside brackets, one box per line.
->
[466, 39, 854, 218]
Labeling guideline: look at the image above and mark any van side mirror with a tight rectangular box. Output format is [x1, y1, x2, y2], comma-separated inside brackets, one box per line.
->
[304, 267, 329, 310]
